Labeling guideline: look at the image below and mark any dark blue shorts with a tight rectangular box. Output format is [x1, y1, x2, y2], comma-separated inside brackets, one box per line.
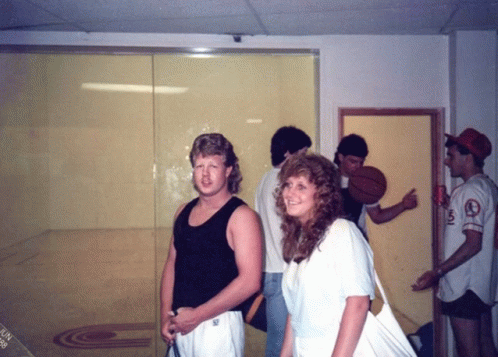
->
[441, 290, 492, 320]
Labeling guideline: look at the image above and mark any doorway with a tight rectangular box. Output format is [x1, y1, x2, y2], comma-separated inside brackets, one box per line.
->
[339, 108, 445, 356]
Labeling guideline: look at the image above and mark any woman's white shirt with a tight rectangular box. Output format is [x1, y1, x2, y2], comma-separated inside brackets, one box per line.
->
[282, 218, 375, 355]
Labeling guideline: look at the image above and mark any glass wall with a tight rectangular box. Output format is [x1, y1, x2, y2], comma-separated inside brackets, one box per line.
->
[0, 51, 317, 357]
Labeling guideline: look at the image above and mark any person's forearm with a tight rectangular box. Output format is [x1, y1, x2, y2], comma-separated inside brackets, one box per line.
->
[437, 230, 482, 276]
[332, 296, 370, 357]
[160, 245, 177, 343]
[368, 188, 417, 224]
[160, 256, 175, 322]
[368, 203, 405, 224]
[279, 315, 294, 357]
[169, 271, 261, 336]
[194, 272, 261, 322]
[412, 230, 482, 291]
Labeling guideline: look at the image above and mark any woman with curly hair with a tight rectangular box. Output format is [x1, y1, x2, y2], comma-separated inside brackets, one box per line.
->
[276, 153, 375, 357]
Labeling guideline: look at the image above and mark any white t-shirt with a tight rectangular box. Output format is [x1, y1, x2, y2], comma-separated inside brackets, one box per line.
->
[282, 218, 375, 356]
[255, 167, 286, 273]
[439, 174, 498, 305]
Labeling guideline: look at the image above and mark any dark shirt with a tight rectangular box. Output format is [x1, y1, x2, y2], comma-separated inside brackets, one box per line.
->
[172, 196, 245, 310]
[341, 187, 368, 240]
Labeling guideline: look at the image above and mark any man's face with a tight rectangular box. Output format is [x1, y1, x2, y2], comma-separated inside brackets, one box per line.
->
[338, 154, 365, 177]
[192, 154, 232, 197]
[444, 145, 466, 178]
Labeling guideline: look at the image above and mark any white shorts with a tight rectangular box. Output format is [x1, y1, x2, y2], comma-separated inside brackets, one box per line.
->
[170, 311, 244, 357]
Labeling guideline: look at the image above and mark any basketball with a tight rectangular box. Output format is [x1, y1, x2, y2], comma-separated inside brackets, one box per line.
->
[348, 166, 387, 204]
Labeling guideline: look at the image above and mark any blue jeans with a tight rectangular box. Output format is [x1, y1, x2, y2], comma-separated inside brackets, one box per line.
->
[263, 272, 288, 357]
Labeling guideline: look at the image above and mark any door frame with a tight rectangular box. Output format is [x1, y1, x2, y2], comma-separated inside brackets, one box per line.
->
[338, 107, 445, 357]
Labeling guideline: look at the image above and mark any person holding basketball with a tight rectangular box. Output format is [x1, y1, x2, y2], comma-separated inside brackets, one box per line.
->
[413, 128, 498, 357]
[333, 134, 418, 238]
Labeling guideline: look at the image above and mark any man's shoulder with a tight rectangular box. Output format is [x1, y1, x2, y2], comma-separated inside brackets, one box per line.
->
[231, 200, 257, 217]
[462, 175, 497, 196]
[259, 167, 280, 188]
[257, 167, 279, 185]
[227, 195, 246, 208]
[227, 199, 262, 244]
[229, 201, 260, 229]
[174, 199, 197, 219]
[454, 176, 498, 213]
[474, 174, 498, 192]
[255, 168, 280, 202]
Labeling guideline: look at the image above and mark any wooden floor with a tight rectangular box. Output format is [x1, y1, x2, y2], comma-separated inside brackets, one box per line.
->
[0, 228, 265, 357]
[1, 228, 421, 357]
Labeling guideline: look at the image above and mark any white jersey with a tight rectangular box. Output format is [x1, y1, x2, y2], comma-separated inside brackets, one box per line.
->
[255, 167, 286, 273]
[439, 174, 498, 305]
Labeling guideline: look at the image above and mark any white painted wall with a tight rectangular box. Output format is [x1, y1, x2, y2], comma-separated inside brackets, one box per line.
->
[316, 35, 449, 159]
[451, 31, 497, 182]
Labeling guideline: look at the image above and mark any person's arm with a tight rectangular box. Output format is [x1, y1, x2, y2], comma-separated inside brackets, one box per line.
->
[159, 204, 186, 344]
[331, 295, 370, 357]
[170, 205, 263, 335]
[279, 314, 294, 357]
[412, 229, 482, 291]
[366, 188, 417, 224]
[160, 236, 177, 344]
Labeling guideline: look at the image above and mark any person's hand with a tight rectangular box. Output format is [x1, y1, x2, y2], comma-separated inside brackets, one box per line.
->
[412, 270, 439, 291]
[433, 186, 450, 209]
[402, 188, 418, 210]
[161, 314, 176, 346]
[168, 307, 200, 336]
[441, 194, 450, 209]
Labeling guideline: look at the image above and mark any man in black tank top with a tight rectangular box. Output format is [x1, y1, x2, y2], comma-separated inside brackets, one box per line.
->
[334, 134, 418, 240]
[160, 133, 263, 357]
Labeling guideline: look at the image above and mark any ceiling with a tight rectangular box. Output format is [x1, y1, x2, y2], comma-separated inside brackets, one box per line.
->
[1, 0, 497, 37]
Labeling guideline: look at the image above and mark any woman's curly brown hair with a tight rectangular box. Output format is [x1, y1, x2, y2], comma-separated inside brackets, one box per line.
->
[275, 153, 344, 263]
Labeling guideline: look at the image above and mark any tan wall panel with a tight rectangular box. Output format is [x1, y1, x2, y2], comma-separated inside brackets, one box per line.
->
[154, 54, 316, 228]
[46, 55, 154, 229]
[280, 56, 316, 129]
[0, 54, 50, 248]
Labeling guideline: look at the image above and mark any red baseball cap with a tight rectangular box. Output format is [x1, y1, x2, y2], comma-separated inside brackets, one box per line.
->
[445, 128, 492, 161]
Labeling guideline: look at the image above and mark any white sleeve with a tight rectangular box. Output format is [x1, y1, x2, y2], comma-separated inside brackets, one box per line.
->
[460, 184, 487, 234]
[323, 219, 375, 299]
